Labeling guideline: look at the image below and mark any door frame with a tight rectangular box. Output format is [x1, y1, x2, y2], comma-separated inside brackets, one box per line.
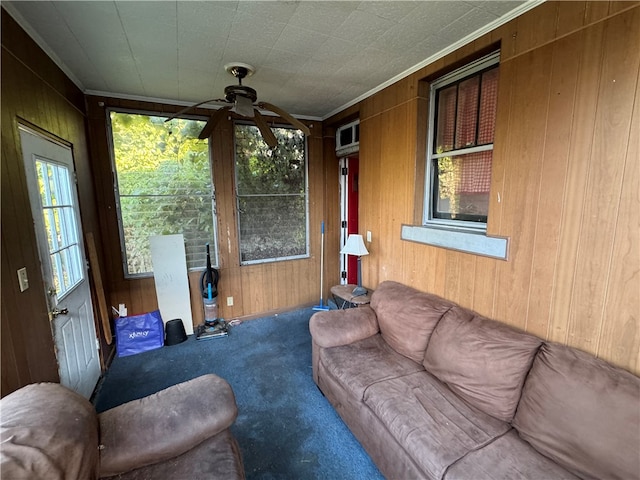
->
[339, 155, 359, 285]
[19, 123, 102, 398]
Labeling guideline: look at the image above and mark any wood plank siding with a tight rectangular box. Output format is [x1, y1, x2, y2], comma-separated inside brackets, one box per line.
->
[325, 1, 640, 375]
[1, 1, 638, 397]
[1, 10, 108, 395]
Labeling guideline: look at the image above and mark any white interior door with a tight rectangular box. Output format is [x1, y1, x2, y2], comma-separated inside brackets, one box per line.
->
[20, 126, 100, 399]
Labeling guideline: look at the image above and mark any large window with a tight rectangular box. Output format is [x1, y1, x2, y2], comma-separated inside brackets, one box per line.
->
[425, 52, 499, 229]
[109, 111, 218, 276]
[234, 123, 308, 264]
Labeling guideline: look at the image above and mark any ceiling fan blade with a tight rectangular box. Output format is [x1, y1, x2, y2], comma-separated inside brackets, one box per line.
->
[198, 106, 232, 139]
[165, 98, 227, 123]
[253, 110, 278, 149]
[258, 102, 311, 136]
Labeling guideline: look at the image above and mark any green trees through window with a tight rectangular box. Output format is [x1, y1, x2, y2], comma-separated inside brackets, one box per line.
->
[109, 112, 308, 274]
[234, 124, 308, 263]
[109, 111, 216, 276]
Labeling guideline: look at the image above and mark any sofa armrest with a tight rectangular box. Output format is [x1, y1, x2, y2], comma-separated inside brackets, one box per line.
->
[98, 374, 237, 477]
[309, 306, 379, 348]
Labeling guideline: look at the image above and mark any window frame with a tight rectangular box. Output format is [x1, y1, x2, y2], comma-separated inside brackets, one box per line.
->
[424, 51, 500, 232]
[107, 108, 220, 278]
[233, 120, 310, 266]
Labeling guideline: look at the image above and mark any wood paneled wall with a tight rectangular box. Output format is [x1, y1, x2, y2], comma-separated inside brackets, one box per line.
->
[85, 96, 326, 325]
[1, 7, 329, 399]
[326, 1, 640, 375]
[1, 10, 110, 395]
[3, 2, 638, 399]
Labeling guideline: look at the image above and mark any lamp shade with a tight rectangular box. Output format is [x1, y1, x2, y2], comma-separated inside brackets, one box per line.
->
[340, 234, 369, 256]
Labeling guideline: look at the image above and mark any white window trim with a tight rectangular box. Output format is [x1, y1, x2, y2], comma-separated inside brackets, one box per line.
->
[402, 51, 508, 260]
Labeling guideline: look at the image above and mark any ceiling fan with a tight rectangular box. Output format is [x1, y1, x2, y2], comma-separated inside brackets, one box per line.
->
[165, 62, 310, 149]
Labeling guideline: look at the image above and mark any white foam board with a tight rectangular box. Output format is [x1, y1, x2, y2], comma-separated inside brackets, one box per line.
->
[149, 234, 193, 335]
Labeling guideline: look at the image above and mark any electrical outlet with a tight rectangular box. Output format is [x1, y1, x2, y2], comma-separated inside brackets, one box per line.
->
[17, 267, 29, 292]
[227, 296, 234, 307]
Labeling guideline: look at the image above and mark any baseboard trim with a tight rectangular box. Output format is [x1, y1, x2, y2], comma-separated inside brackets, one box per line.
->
[227, 302, 316, 323]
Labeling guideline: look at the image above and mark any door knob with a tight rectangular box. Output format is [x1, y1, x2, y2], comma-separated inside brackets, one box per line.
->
[51, 307, 69, 318]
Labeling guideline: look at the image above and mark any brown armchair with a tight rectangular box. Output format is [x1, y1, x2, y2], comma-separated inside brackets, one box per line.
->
[1, 374, 244, 479]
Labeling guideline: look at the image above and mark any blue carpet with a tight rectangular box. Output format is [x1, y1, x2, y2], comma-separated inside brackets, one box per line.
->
[93, 308, 384, 480]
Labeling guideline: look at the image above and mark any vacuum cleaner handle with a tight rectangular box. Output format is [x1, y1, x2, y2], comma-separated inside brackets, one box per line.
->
[201, 268, 220, 298]
[200, 243, 220, 298]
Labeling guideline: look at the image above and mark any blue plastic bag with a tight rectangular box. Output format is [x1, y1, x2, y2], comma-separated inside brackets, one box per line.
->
[115, 310, 164, 357]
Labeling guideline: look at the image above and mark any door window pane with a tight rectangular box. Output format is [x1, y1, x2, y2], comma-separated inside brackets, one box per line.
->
[36, 160, 84, 297]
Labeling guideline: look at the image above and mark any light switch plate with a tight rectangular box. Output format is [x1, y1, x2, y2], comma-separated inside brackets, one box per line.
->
[17, 267, 29, 292]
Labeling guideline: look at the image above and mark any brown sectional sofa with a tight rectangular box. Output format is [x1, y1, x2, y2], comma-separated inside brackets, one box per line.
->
[310, 281, 640, 480]
[1, 374, 245, 479]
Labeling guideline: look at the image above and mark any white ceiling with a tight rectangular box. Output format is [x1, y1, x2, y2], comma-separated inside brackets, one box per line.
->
[3, 1, 538, 120]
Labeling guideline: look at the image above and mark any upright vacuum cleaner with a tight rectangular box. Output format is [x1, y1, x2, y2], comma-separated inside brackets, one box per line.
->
[196, 243, 228, 340]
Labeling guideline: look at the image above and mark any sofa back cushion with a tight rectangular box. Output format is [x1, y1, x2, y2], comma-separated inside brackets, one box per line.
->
[370, 281, 454, 363]
[423, 306, 542, 422]
[513, 343, 640, 480]
[0, 383, 99, 480]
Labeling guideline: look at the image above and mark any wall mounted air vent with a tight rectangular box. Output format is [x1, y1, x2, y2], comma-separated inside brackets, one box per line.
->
[336, 120, 359, 156]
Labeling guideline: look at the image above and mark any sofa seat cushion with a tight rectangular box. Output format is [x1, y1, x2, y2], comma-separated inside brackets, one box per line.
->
[0, 383, 99, 480]
[371, 281, 455, 363]
[320, 334, 424, 401]
[444, 430, 580, 480]
[423, 306, 542, 422]
[513, 343, 640, 480]
[363, 371, 510, 479]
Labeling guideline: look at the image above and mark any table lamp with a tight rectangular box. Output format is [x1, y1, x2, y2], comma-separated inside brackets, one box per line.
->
[340, 234, 369, 297]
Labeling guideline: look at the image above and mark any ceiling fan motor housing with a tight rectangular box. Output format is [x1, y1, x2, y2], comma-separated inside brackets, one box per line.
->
[224, 85, 257, 104]
[166, 61, 308, 145]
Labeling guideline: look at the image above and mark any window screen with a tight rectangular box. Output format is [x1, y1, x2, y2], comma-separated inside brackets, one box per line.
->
[234, 123, 308, 264]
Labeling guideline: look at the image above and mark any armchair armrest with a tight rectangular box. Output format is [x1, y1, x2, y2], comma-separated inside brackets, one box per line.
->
[309, 306, 379, 348]
[98, 374, 237, 477]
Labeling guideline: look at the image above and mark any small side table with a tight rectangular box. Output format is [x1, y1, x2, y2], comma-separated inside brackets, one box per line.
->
[330, 284, 373, 309]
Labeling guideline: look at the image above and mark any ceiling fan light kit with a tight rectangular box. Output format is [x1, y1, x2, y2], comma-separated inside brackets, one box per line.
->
[233, 95, 255, 118]
[165, 62, 309, 149]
